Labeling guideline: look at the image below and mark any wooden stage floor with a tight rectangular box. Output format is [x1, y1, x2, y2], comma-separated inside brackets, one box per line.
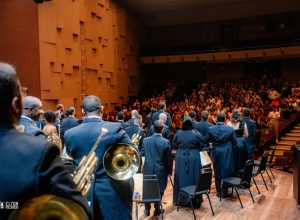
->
[132, 169, 300, 220]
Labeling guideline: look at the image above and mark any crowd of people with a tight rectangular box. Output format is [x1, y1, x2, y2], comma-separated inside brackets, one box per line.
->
[1, 59, 300, 220]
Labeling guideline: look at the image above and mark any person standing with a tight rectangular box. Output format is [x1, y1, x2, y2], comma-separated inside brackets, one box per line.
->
[203, 112, 237, 198]
[194, 110, 213, 136]
[124, 114, 146, 155]
[173, 118, 204, 207]
[116, 111, 129, 129]
[268, 105, 280, 142]
[226, 109, 248, 176]
[151, 102, 172, 128]
[126, 109, 139, 126]
[142, 120, 170, 216]
[242, 108, 256, 159]
[147, 113, 170, 140]
[60, 106, 78, 144]
[64, 95, 134, 220]
[18, 96, 45, 138]
[0, 62, 91, 219]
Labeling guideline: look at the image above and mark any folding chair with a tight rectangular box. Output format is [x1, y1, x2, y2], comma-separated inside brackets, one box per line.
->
[221, 160, 255, 208]
[135, 175, 163, 219]
[177, 168, 214, 220]
[252, 153, 269, 193]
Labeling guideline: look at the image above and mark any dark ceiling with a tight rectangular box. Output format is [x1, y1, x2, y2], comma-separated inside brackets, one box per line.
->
[119, 0, 300, 26]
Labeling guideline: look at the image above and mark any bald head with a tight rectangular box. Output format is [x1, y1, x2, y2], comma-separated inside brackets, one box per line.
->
[0, 62, 23, 124]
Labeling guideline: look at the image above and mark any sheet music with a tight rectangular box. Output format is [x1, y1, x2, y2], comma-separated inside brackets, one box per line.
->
[200, 151, 212, 166]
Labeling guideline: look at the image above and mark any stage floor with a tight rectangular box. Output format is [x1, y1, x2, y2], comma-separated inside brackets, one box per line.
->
[132, 169, 299, 220]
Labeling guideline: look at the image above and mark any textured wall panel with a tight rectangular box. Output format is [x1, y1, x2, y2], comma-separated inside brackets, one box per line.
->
[38, 0, 142, 113]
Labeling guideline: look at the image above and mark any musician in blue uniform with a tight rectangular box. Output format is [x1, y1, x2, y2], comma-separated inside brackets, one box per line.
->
[151, 102, 172, 128]
[116, 111, 129, 129]
[147, 113, 170, 140]
[227, 109, 248, 176]
[242, 108, 256, 159]
[142, 120, 170, 216]
[18, 95, 45, 138]
[0, 62, 91, 219]
[194, 110, 213, 136]
[124, 114, 146, 155]
[202, 112, 237, 198]
[60, 106, 78, 144]
[173, 118, 204, 206]
[64, 95, 134, 220]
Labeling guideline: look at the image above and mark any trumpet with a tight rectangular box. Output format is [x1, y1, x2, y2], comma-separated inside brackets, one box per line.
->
[131, 127, 142, 146]
[73, 127, 108, 196]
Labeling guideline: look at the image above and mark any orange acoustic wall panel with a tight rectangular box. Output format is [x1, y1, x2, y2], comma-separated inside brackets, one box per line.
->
[0, 0, 40, 97]
[38, 0, 142, 113]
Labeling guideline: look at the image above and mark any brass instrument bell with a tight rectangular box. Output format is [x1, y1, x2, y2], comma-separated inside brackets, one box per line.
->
[103, 143, 140, 180]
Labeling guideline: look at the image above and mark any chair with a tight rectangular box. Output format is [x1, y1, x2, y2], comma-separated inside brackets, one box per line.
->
[177, 168, 214, 220]
[221, 160, 255, 208]
[135, 175, 163, 220]
[252, 153, 269, 194]
[254, 144, 276, 180]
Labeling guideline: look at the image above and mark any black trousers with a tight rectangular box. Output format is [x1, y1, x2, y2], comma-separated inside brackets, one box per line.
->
[144, 191, 164, 211]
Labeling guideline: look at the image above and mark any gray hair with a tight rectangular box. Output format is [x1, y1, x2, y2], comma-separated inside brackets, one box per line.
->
[82, 95, 101, 115]
[131, 109, 138, 117]
[159, 113, 167, 124]
[134, 114, 142, 125]
[23, 96, 41, 110]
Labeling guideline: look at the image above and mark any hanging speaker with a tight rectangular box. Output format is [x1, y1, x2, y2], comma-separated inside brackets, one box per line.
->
[33, 0, 44, 3]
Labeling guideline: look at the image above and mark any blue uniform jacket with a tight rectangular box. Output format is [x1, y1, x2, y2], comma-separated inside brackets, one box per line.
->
[151, 110, 172, 128]
[172, 129, 204, 204]
[203, 122, 237, 178]
[124, 124, 146, 155]
[64, 117, 134, 220]
[147, 124, 170, 140]
[194, 121, 213, 136]
[243, 117, 256, 158]
[60, 116, 78, 143]
[142, 134, 170, 193]
[18, 116, 45, 138]
[0, 124, 91, 219]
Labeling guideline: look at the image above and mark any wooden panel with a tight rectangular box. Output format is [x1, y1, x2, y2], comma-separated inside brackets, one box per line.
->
[0, 1, 40, 97]
[140, 46, 300, 64]
[38, 0, 142, 111]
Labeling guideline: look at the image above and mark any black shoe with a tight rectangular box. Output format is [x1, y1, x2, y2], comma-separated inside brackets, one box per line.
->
[154, 209, 162, 216]
[222, 193, 232, 198]
[144, 208, 150, 216]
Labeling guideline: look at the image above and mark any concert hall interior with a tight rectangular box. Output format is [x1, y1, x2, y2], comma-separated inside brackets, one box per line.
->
[0, 0, 300, 220]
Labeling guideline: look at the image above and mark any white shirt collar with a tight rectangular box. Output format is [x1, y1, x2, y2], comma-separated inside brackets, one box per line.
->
[21, 115, 36, 126]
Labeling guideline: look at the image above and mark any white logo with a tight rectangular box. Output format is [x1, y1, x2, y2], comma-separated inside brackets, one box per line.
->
[0, 201, 19, 209]
[5, 201, 19, 210]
